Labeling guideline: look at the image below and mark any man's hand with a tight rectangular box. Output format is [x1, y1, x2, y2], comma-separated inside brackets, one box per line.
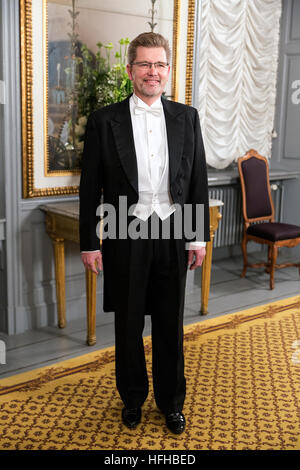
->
[188, 247, 206, 270]
[81, 251, 103, 274]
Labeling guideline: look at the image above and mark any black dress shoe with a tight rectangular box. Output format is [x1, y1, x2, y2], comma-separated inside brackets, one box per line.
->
[165, 412, 186, 434]
[122, 407, 142, 429]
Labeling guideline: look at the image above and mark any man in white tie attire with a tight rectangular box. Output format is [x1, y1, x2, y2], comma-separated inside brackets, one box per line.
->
[80, 32, 210, 434]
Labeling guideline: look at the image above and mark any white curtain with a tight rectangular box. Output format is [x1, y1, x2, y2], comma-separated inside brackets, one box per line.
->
[197, 0, 282, 169]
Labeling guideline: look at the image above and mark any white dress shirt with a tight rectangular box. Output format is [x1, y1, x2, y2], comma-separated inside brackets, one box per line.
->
[130, 93, 175, 221]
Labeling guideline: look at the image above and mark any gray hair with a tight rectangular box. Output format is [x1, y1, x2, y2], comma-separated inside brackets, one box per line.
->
[127, 32, 171, 64]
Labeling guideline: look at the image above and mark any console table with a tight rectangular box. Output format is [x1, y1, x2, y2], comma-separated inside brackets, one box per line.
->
[41, 200, 222, 345]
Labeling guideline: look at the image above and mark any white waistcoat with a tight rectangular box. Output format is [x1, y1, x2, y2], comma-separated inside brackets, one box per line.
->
[129, 94, 175, 221]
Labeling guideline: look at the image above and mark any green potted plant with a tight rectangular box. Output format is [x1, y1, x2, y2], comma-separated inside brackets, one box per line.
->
[73, 38, 133, 155]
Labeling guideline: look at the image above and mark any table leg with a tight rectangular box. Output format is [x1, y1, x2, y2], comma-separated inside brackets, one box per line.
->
[201, 239, 213, 315]
[52, 238, 66, 328]
[85, 269, 97, 346]
[200, 205, 222, 315]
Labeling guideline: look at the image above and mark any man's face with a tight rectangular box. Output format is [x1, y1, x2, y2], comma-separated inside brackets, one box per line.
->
[126, 46, 170, 102]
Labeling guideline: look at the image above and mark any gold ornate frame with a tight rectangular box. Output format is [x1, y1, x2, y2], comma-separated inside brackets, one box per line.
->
[20, 0, 196, 198]
[185, 0, 195, 105]
[42, 1, 82, 180]
[171, 0, 181, 102]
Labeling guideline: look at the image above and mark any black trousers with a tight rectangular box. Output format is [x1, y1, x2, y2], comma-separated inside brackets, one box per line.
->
[113, 213, 188, 414]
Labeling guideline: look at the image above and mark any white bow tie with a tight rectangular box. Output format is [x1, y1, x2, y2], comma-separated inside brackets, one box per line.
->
[134, 105, 162, 117]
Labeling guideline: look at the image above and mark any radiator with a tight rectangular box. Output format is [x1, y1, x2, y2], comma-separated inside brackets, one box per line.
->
[209, 183, 283, 248]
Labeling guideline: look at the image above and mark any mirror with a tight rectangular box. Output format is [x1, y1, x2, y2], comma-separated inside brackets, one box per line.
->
[20, 0, 195, 197]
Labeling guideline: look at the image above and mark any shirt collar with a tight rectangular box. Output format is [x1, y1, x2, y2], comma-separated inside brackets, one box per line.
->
[132, 93, 162, 111]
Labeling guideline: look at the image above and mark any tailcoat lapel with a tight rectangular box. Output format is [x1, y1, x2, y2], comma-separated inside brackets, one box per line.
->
[110, 96, 139, 194]
[162, 97, 185, 186]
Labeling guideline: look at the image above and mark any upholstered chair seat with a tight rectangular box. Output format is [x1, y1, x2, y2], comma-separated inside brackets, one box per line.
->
[247, 222, 300, 242]
[238, 149, 300, 289]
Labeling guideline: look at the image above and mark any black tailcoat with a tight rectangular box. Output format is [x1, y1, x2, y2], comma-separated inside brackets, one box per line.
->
[79, 95, 210, 312]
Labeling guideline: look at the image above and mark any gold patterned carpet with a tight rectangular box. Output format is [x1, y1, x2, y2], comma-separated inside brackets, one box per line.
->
[0, 296, 300, 451]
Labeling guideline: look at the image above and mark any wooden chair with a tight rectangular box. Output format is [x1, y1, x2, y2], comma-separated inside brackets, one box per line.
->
[237, 149, 300, 289]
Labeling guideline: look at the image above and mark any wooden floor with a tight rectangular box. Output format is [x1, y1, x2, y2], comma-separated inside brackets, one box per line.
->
[0, 251, 299, 379]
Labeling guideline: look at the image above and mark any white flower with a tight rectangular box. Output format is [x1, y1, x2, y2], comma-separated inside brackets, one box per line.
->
[75, 124, 85, 137]
[78, 116, 87, 126]
[77, 141, 84, 152]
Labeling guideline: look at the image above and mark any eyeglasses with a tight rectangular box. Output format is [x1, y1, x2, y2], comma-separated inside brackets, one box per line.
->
[130, 61, 169, 70]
